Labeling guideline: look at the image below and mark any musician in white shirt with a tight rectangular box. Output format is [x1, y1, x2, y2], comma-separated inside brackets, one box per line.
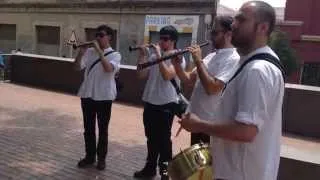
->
[172, 15, 240, 145]
[134, 25, 185, 180]
[178, 2, 284, 180]
[73, 25, 121, 171]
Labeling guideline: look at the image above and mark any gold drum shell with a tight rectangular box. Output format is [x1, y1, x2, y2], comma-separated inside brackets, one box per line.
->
[168, 143, 213, 180]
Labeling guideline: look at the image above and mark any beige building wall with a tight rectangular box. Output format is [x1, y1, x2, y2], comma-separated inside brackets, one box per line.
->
[0, 0, 216, 65]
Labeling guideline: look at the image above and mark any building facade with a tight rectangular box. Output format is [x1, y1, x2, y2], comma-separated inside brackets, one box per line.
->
[0, 0, 215, 66]
[278, 0, 320, 85]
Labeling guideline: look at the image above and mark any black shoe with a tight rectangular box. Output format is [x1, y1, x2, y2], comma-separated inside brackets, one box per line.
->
[77, 157, 95, 168]
[160, 168, 169, 180]
[159, 162, 169, 180]
[160, 174, 169, 180]
[133, 163, 156, 178]
[96, 160, 106, 170]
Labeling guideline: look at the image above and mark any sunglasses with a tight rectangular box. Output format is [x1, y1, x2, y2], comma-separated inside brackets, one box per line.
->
[159, 36, 171, 41]
[95, 32, 107, 38]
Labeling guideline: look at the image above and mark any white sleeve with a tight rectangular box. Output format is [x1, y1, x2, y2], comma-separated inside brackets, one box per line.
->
[104, 52, 121, 72]
[235, 67, 270, 130]
[150, 53, 157, 62]
[203, 53, 215, 66]
[214, 55, 239, 83]
[80, 49, 91, 70]
[180, 56, 186, 70]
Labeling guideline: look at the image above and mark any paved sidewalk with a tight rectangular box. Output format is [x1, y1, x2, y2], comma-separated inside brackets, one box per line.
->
[0, 83, 190, 180]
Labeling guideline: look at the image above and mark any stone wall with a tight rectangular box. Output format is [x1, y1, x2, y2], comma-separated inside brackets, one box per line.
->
[7, 53, 320, 180]
[0, 0, 215, 65]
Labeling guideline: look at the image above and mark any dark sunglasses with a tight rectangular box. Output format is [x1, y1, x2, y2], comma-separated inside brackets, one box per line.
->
[159, 36, 171, 41]
[95, 32, 107, 38]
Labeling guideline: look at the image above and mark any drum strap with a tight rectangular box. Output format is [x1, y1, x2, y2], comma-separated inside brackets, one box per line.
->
[170, 79, 182, 95]
[223, 53, 285, 93]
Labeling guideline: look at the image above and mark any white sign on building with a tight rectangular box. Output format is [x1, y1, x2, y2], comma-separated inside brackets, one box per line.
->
[144, 15, 199, 44]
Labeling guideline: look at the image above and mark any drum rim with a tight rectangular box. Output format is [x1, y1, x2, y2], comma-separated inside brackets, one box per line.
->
[170, 143, 210, 161]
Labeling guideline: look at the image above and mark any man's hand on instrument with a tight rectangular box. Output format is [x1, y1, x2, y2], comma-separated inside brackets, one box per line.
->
[138, 46, 148, 58]
[93, 40, 103, 55]
[78, 42, 88, 55]
[172, 53, 183, 67]
[151, 43, 161, 58]
[178, 113, 203, 133]
[187, 45, 202, 63]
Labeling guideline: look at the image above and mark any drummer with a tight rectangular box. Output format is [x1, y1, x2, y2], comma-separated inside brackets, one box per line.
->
[179, 1, 284, 180]
[172, 15, 240, 145]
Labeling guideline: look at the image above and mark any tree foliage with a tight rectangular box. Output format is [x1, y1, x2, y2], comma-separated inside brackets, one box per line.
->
[268, 29, 299, 77]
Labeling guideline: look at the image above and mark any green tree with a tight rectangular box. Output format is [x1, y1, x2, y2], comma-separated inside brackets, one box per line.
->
[268, 29, 299, 77]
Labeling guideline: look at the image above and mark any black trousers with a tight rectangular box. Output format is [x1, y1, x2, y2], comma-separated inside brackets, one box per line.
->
[143, 102, 175, 169]
[191, 132, 210, 146]
[81, 98, 112, 161]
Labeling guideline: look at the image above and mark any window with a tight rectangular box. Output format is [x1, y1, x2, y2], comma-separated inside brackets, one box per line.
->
[0, 24, 16, 53]
[301, 63, 320, 86]
[36, 25, 60, 56]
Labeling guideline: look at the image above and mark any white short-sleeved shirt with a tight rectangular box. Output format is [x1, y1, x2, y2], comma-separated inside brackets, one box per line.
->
[212, 46, 284, 180]
[77, 47, 121, 101]
[188, 48, 240, 120]
[142, 51, 186, 105]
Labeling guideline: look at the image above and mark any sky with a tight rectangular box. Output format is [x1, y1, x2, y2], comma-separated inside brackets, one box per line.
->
[220, 0, 287, 10]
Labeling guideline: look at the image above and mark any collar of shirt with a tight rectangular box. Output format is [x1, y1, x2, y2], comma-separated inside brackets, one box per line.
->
[103, 47, 113, 53]
[239, 45, 277, 64]
[215, 47, 236, 54]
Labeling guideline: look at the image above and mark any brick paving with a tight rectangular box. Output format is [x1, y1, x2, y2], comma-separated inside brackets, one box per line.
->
[0, 83, 190, 180]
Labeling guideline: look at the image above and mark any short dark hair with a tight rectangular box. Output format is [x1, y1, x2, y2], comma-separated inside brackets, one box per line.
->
[250, 1, 276, 35]
[159, 25, 179, 42]
[215, 15, 233, 32]
[96, 25, 114, 40]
